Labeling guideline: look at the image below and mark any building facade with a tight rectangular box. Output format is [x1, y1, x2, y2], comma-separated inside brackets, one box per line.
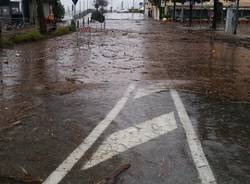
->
[145, 0, 250, 21]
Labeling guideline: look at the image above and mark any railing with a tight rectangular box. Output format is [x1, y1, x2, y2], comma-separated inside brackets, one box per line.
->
[0, 17, 31, 33]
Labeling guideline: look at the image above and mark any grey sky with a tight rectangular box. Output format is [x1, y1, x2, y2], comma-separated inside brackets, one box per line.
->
[61, 0, 143, 11]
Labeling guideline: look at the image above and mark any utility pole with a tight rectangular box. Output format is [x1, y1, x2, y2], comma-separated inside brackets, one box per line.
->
[234, 0, 240, 34]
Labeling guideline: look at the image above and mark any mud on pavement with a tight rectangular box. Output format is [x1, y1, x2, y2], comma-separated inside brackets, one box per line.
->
[0, 13, 250, 184]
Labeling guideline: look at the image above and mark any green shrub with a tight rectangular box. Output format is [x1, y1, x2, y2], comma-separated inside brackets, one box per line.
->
[54, 26, 71, 36]
[0, 38, 14, 48]
[13, 31, 45, 43]
[68, 25, 76, 32]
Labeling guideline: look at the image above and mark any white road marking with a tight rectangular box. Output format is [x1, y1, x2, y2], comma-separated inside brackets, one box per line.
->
[42, 83, 136, 184]
[134, 80, 191, 99]
[82, 112, 177, 170]
[170, 89, 217, 184]
[134, 85, 167, 99]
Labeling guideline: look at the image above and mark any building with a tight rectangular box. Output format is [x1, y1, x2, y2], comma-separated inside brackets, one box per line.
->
[0, 0, 21, 18]
[0, 0, 10, 18]
[145, 0, 250, 21]
[144, 0, 160, 20]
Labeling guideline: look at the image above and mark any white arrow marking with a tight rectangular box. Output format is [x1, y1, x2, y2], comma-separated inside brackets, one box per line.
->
[82, 112, 177, 170]
[134, 81, 191, 99]
[43, 83, 136, 184]
[134, 83, 167, 99]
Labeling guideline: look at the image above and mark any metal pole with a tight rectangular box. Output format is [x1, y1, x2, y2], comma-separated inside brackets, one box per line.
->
[74, 4, 79, 46]
[234, 0, 240, 34]
[79, 1, 81, 14]
[0, 21, 2, 43]
[89, 26, 91, 47]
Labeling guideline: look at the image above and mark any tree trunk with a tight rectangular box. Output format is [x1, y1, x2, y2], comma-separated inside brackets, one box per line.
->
[0, 22, 2, 42]
[173, 1, 176, 21]
[189, 0, 193, 26]
[234, 0, 240, 34]
[212, 0, 218, 30]
[181, 1, 184, 23]
[36, 0, 47, 34]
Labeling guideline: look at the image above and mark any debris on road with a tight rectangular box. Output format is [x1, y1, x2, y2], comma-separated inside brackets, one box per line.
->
[0, 120, 22, 132]
[0, 175, 43, 183]
[96, 163, 131, 184]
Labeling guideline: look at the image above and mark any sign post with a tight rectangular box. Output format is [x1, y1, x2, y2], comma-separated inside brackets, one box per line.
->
[72, 0, 79, 46]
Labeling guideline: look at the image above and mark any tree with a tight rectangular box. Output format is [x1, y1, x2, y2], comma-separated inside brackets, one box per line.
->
[36, 0, 47, 34]
[52, 0, 65, 21]
[93, 0, 108, 11]
[212, 0, 219, 30]
[234, 0, 240, 34]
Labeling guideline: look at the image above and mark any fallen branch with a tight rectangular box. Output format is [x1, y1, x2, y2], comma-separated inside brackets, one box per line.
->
[0, 120, 22, 132]
[97, 163, 131, 184]
[0, 175, 43, 183]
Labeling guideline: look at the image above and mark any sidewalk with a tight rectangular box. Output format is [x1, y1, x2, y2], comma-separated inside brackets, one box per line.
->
[167, 22, 250, 48]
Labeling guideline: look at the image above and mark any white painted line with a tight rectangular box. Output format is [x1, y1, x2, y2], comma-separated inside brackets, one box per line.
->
[133, 82, 168, 99]
[82, 112, 177, 170]
[170, 89, 217, 184]
[42, 83, 136, 184]
[133, 81, 191, 99]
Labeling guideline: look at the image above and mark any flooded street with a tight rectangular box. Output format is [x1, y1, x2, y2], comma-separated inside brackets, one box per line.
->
[0, 13, 249, 184]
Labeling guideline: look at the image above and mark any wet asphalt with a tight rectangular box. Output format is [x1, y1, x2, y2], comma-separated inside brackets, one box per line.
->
[0, 13, 250, 184]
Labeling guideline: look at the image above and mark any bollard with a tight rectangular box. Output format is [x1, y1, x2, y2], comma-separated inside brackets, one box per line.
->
[0, 21, 2, 45]
[76, 20, 79, 46]
[0, 21, 2, 39]
[77, 20, 79, 28]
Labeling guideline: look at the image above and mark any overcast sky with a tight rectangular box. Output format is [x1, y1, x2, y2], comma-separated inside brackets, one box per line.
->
[61, 0, 143, 11]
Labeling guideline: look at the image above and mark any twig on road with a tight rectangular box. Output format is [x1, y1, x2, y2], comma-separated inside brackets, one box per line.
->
[0, 120, 22, 132]
[0, 175, 43, 183]
[96, 163, 131, 184]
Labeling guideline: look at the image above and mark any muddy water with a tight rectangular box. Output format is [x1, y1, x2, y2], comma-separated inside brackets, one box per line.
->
[0, 14, 249, 104]
[0, 13, 250, 183]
